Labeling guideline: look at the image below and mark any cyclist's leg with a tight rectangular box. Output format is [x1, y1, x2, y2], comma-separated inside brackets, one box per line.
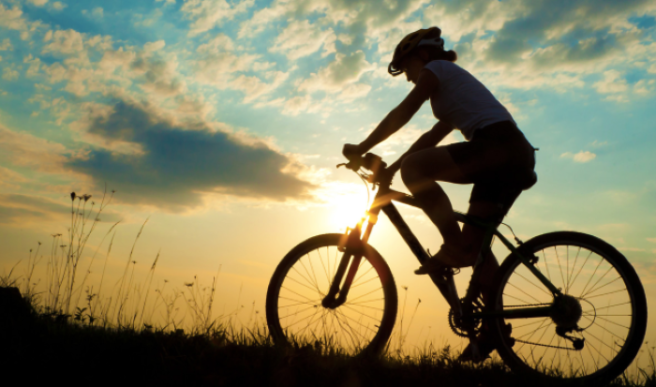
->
[462, 201, 502, 300]
[401, 146, 473, 265]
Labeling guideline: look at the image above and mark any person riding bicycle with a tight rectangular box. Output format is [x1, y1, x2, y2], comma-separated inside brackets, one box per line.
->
[342, 26, 537, 360]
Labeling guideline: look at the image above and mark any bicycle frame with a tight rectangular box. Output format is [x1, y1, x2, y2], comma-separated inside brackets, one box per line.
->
[324, 181, 563, 324]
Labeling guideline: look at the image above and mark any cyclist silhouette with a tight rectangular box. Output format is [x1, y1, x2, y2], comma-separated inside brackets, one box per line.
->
[343, 26, 537, 359]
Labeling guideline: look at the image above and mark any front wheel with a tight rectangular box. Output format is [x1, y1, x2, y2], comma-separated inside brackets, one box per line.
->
[490, 231, 647, 384]
[266, 234, 398, 355]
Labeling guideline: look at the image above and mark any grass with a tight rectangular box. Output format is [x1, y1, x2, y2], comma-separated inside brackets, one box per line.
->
[2, 289, 654, 387]
[1, 190, 655, 386]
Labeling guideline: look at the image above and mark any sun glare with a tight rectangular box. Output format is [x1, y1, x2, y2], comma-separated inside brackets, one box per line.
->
[324, 184, 370, 230]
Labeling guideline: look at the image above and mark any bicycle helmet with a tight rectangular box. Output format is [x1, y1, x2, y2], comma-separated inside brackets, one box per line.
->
[388, 26, 444, 76]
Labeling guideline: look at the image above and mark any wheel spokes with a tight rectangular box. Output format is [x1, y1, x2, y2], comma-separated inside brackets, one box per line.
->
[501, 243, 634, 378]
[276, 245, 386, 354]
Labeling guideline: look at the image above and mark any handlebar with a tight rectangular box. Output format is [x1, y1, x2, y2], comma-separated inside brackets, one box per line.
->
[337, 152, 391, 186]
[339, 152, 387, 172]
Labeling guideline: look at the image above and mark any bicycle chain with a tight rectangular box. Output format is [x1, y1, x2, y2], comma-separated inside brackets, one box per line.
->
[500, 302, 586, 351]
[512, 338, 580, 351]
[453, 301, 588, 351]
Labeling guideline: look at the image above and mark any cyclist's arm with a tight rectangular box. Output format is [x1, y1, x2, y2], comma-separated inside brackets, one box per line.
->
[351, 69, 438, 155]
[387, 120, 454, 174]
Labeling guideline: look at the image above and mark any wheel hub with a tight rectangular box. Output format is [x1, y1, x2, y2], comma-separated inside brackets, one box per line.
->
[550, 294, 582, 329]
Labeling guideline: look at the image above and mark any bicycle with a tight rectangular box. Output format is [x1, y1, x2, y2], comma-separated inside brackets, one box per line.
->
[265, 152, 647, 384]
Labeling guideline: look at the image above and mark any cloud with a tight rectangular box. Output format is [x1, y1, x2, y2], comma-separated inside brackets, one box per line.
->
[2, 67, 19, 81]
[27, 0, 49, 6]
[193, 34, 257, 84]
[417, 0, 656, 93]
[282, 95, 312, 116]
[0, 193, 122, 225]
[192, 34, 286, 102]
[633, 79, 656, 95]
[423, 1, 511, 43]
[0, 194, 69, 225]
[299, 50, 374, 94]
[560, 150, 597, 163]
[0, 38, 13, 51]
[238, 0, 429, 49]
[0, 4, 30, 37]
[0, 166, 28, 191]
[237, 5, 286, 38]
[181, 0, 255, 36]
[92, 7, 104, 18]
[51, 2, 66, 11]
[43, 29, 85, 55]
[34, 33, 183, 98]
[131, 54, 186, 97]
[593, 70, 628, 94]
[480, 0, 651, 64]
[269, 20, 336, 60]
[66, 100, 315, 210]
[0, 123, 69, 173]
[229, 71, 290, 103]
[573, 151, 597, 163]
[144, 40, 166, 53]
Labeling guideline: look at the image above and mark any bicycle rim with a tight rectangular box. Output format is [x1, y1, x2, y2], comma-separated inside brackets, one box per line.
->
[266, 234, 397, 355]
[492, 232, 647, 383]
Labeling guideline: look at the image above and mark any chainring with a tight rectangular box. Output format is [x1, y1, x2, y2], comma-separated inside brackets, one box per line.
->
[448, 298, 484, 337]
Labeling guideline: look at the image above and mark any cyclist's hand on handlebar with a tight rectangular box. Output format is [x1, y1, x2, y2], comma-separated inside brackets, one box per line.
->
[342, 143, 362, 160]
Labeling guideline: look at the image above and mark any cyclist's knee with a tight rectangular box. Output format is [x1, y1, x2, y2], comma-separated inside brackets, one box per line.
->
[400, 157, 420, 186]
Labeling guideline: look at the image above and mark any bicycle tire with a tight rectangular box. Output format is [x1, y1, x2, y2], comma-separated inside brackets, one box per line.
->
[489, 231, 647, 384]
[266, 233, 398, 355]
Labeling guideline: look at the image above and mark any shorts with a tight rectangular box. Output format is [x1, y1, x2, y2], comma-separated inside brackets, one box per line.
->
[445, 121, 537, 215]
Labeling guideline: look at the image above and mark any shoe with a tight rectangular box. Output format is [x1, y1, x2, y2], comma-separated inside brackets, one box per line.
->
[414, 244, 462, 275]
[459, 338, 494, 363]
[458, 323, 514, 363]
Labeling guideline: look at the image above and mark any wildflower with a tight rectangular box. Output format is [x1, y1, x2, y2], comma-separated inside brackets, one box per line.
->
[70, 192, 76, 201]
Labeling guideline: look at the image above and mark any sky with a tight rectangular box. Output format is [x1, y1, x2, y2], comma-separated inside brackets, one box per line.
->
[1, 0, 656, 363]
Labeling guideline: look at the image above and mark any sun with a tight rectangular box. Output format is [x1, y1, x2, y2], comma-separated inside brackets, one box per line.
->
[325, 186, 370, 230]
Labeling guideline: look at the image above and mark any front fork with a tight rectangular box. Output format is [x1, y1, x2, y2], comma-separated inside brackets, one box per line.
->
[322, 217, 372, 309]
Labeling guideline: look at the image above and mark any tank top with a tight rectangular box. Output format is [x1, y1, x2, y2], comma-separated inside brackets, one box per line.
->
[424, 60, 515, 140]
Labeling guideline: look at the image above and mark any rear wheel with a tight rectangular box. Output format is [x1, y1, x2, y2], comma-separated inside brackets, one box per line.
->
[266, 234, 398, 355]
[490, 232, 647, 384]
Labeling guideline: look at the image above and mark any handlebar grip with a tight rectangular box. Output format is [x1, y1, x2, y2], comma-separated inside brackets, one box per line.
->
[362, 153, 386, 170]
[340, 152, 386, 172]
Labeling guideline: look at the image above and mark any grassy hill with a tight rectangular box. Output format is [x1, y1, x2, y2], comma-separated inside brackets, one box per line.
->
[1, 286, 653, 387]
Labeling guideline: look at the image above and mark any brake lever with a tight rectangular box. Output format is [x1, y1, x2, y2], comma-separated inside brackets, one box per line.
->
[337, 161, 360, 171]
